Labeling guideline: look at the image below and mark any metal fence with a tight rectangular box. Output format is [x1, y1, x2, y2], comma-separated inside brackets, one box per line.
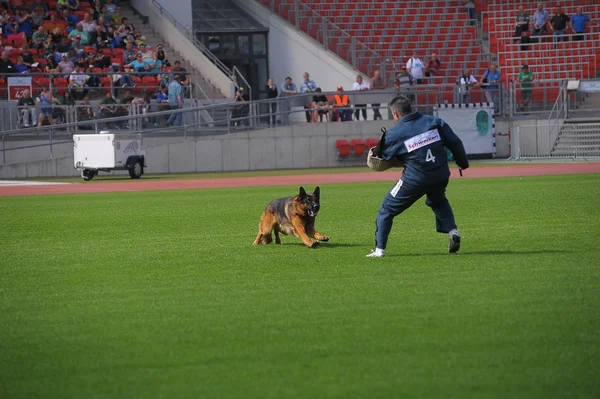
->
[513, 123, 600, 159]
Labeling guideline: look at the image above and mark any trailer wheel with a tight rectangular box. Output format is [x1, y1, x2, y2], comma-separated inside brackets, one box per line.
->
[129, 160, 143, 179]
[82, 169, 95, 181]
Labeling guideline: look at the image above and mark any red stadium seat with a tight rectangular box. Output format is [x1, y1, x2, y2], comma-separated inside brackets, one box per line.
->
[365, 138, 379, 149]
[142, 76, 157, 93]
[53, 77, 68, 95]
[336, 140, 351, 159]
[99, 76, 112, 94]
[350, 139, 366, 157]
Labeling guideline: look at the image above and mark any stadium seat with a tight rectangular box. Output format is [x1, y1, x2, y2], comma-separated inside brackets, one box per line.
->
[53, 77, 68, 95]
[350, 139, 366, 157]
[365, 138, 379, 149]
[142, 76, 157, 93]
[336, 140, 351, 159]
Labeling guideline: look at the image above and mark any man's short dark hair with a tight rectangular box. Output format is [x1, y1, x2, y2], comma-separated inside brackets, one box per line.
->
[389, 95, 412, 116]
[285, 76, 292, 81]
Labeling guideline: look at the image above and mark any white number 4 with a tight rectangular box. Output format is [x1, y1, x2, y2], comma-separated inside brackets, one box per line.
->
[426, 149, 436, 163]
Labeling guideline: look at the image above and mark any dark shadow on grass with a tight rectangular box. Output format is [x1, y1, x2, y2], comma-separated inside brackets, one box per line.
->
[386, 249, 574, 258]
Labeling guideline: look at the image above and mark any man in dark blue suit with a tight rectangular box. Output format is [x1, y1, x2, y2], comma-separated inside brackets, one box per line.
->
[367, 96, 470, 258]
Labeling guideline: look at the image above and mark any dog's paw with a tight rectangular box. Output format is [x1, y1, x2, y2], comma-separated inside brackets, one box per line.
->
[318, 236, 330, 242]
[309, 241, 320, 248]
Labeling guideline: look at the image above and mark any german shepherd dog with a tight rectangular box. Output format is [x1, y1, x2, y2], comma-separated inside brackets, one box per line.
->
[253, 186, 329, 248]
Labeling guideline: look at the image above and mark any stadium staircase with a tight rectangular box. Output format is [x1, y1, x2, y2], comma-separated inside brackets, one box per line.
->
[121, 1, 226, 101]
[258, 0, 488, 103]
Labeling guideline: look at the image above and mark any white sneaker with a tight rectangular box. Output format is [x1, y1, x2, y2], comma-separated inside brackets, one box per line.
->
[448, 229, 461, 254]
[366, 249, 385, 258]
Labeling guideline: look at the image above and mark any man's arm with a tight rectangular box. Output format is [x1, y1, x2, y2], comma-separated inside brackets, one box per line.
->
[438, 118, 469, 169]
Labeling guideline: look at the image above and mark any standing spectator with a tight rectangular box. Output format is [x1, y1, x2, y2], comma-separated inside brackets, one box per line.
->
[266, 77, 278, 126]
[311, 87, 330, 123]
[333, 86, 352, 122]
[17, 89, 37, 128]
[532, 2, 549, 38]
[458, 69, 477, 105]
[231, 87, 249, 127]
[299, 72, 317, 122]
[156, 85, 170, 126]
[406, 52, 424, 84]
[394, 66, 414, 102]
[571, 8, 591, 41]
[550, 7, 570, 44]
[424, 53, 442, 78]
[37, 83, 55, 127]
[352, 75, 370, 121]
[370, 69, 386, 120]
[463, 0, 476, 26]
[77, 95, 96, 128]
[166, 75, 183, 127]
[0, 51, 15, 76]
[514, 6, 530, 38]
[280, 76, 297, 96]
[517, 65, 534, 112]
[480, 64, 501, 111]
[68, 63, 89, 100]
[99, 91, 118, 128]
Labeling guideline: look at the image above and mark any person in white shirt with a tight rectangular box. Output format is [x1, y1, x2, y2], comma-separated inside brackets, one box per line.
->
[458, 69, 478, 104]
[406, 52, 425, 84]
[137, 43, 153, 63]
[352, 75, 370, 121]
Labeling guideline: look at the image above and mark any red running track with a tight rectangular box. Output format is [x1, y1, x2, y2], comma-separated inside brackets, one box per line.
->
[0, 163, 599, 197]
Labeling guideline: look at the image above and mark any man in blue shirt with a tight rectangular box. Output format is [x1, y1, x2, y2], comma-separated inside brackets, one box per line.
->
[280, 76, 297, 125]
[167, 75, 183, 127]
[299, 72, 317, 122]
[366, 95, 469, 258]
[480, 64, 501, 113]
[571, 8, 591, 41]
[532, 2, 549, 38]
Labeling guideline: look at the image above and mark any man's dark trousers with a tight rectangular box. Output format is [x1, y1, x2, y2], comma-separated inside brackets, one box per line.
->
[375, 178, 457, 249]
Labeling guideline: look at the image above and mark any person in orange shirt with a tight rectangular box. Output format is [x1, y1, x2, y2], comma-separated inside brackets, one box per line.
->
[334, 86, 352, 122]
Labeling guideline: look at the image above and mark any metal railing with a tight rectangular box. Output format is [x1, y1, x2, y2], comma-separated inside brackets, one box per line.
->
[510, 79, 565, 115]
[514, 122, 600, 159]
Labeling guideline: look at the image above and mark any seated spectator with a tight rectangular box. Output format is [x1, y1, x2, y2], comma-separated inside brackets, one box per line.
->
[463, 0, 476, 26]
[36, 83, 55, 127]
[311, 87, 330, 123]
[231, 86, 249, 127]
[550, 7, 570, 43]
[69, 23, 89, 45]
[30, 6, 44, 29]
[42, 34, 56, 58]
[132, 29, 146, 47]
[406, 51, 424, 84]
[92, 25, 109, 50]
[68, 63, 89, 100]
[480, 64, 501, 111]
[112, 7, 124, 28]
[55, 37, 72, 59]
[81, 13, 97, 37]
[105, 0, 117, 15]
[60, 90, 76, 122]
[16, 9, 34, 38]
[458, 69, 477, 104]
[77, 95, 96, 128]
[517, 64, 534, 112]
[31, 0, 49, 14]
[352, 75, 370, 121]
[99, 91, 118, 127]
[137, 43, 153, 63]
[123, 43, 137, 64]
[299, 72, 317, 122]
[394, 66, 414, 102]
[126, 53, 147, 75]
[21, 45, 35, 67]
[424, 53, 442, 78]
[45, 55, 59, 73]
[57, 0, 69, 10]
[172, 60, 190, 87]
[63, 9, 79, 29]
[146, 52, 162, 77]
[5, 16, 27, 45]
[514, 6, 530, 38]
[571, 8, 591, 41]
[532, 2, 549, 37]
[99, 6, 112, 25]
[71, 35, 85, 57]
[14, 56, 29, 73]
[17, 89, 37, 128]
[333, 86, 352, 122]
[67, 0, 80, 11]
[0, 50, 16, 76]
[155, 43, 169, 66]
[32, 26, 48, 50]
[280, 76, 297, 96]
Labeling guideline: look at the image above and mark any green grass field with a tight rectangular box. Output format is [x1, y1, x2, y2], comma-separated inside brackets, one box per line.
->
[1, 174, 599, 398]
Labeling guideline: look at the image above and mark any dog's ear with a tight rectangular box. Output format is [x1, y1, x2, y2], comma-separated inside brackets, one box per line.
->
[298, 186, 307, 199]
[313, 186, 320, 199]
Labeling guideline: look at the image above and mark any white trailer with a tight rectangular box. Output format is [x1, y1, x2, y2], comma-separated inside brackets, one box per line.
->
[73, 132, 147, 181]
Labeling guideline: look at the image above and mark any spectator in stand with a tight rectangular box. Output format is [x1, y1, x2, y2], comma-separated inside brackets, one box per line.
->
[167, 75, 184, 127]
[32, 26, 47, 50]
[42, 34, 56, 57]
[69, 23, 89, 45]
[550, 7, 570, 44]
[370, 69, 386, 120]
[147, 52, 162, 77]
[514, 6, 530, 39]
[280, 76, 297, 96]
[16, 9, 34, 39]
[31, 0, 49, 14]
[81, 13, 97, 37]
[463, 0, 476, 26]
[71, 35, 85, 57]
[45, 56, 59, 73]
[14, 56, 29, 73]
[517, 64, 533, 112]
[156, 85, 170, 126]
[394, 66, 414, 102]
[312, 87, 330, 123]
[112, 7, 124, 28]
[30, 6, 44, 30]
[55, 37, 71, 60]
[155, 44, 169, 66]
[77, 95, 96, 128]
[116, 90, 133, 128]
[93, 25, 109, 49]
[68, 63, 89, 100]
[138, 43, 153, 63]
[5, 16, 27, 45]
[21, 45, 35, 67]
[333, 86, 352, 122]
[532, 2, 549, 38]
[424, 53, 442, 78]
[231, 87, 249, 127]
[63, 9, 79, 29]
[0, 51, 16, 76]
[299, 72, 317, 122]
[352, 75, 370, 121]
[266, 77, 278, 126]
[571, 8, 591, 41]
[480, 64, 501, 111]
[172, 61, 190, 87]
[458, 69, 477, 104]
[18, 89, 37, 127]
[406, 52, 424, 84]
[105, 0, 117, 15]
[37, 83, 55, 127]
[126, 53, 147, 75]
[99, 91, 118, 128]
[123, 42, 137, 64]
[133, 30, 146, 47]
[99, 6, 112, 25]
